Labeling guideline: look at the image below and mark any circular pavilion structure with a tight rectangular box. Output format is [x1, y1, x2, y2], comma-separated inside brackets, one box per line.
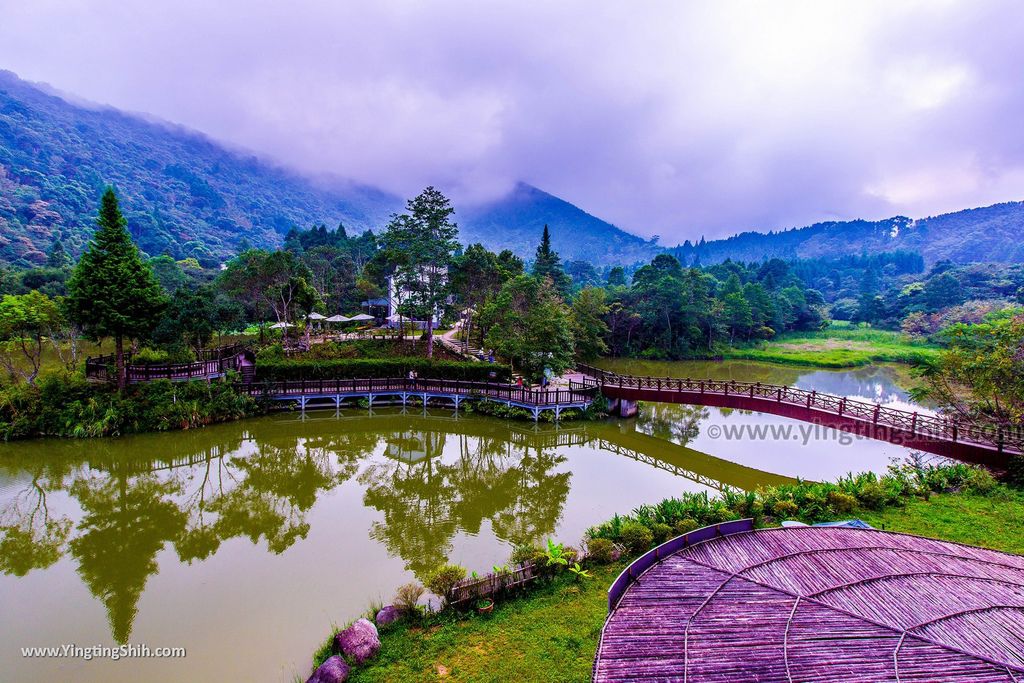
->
[594, 524, 1024, 682]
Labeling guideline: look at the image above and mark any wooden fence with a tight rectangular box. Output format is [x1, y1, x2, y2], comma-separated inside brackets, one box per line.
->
[578, 363, 1024, 455]
[85, 343, 249, 383]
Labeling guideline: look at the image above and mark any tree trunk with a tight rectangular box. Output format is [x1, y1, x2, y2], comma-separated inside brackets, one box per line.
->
[115, 334, 126, 391]
[426, 317, 434, 359]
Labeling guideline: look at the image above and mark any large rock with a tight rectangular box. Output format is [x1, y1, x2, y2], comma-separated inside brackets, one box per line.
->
[307, 655, 350, 683]
[334, 618, 381, 665]
[375, 605, 400, 626]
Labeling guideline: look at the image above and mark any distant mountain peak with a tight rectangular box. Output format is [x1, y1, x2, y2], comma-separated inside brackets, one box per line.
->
[0, 69, 652, 268]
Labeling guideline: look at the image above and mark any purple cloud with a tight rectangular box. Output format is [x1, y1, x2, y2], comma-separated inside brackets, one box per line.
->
[2, 0, 1022, 243]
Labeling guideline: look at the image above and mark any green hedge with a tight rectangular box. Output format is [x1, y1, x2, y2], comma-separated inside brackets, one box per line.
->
[255, 357, 511, 382]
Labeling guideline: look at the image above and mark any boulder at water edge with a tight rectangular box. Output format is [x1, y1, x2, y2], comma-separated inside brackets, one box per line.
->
[334, 618, 381, 665]
[307, 655, 350, 683]
[375, 605, 400, 626]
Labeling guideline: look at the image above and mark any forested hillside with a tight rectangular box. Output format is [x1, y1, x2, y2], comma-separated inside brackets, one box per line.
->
[672, 203, 1024, 266]
[460, 183, 659, 267]
[0, 70, 398, 267]
[0, 70, 654, 268]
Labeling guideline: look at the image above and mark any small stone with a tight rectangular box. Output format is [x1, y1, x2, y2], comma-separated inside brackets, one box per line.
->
[334, 618, 381, 665]
[375, 604, 400, 626]
[307, 655, 349, 683]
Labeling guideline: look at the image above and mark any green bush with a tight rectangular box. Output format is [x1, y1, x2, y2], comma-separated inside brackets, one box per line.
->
[619, 522, 654, 554]
[1003, 455, 1024, 489]
[509, 544, 546, 568]
[674, 518, 699, 535]
[585, 538, 617, 565]
[826, 490, 857, 514]
[425, 564, 467, 602]
[770, 499, 799, 519]
[0, 373, 259, 440]
[255, 342, 284, 362]
[649, 522, 673, 544]
[133, 347, 170, 364]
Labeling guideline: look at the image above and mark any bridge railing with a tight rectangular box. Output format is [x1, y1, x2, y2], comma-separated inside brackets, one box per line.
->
[241, 377, 596, 408]
[577, 363, 1023, 454]
[85, 343, 249, 382]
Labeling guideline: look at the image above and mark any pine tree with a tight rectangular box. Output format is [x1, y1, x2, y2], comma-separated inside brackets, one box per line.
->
[532, 225, 570, 296]
[67, 188, 167, 389]
[46, 238, 72, 269]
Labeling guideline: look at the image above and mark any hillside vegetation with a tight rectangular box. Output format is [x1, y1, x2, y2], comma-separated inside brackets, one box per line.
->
[672, 202, 1024, 266]
[0, 70, 653, 267]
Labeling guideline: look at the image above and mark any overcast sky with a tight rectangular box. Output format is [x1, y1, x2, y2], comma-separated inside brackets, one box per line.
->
[2, 0, 1023, 244]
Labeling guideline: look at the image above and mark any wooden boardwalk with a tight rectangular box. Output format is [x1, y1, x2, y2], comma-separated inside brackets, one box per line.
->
[243, 377, 598, 421]
[594, 525, 1024, 682]
[578, 364, 1023, 464]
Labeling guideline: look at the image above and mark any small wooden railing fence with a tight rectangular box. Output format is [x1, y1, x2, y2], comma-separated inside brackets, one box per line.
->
[447, 561, 543, 606]
[85, 343, 249, 383]
[578, 363, 1023, 456]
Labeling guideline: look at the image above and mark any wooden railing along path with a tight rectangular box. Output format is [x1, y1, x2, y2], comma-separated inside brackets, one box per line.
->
[578, 363, 1023, 461]
[242, 377, 599, 408]
[85, 343, 250, 383]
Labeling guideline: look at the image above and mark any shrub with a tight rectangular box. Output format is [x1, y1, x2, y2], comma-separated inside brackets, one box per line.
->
[255, 342, 284, 362]
[649, 522, 673, 544]
[425, 564, 466, 603]
[0, 373, 259, 440]
[619, 522, 654, 555]
[963, 468, 998, 495]
[509, 544, 543, 566]
[770, 499, 799, 519]
[585, 538, 617, 565]
[674, 518, 700, 535]
[826, 490, 857, 514]
[1003, 455, 1024, 489]
[393, 582, 425, 616]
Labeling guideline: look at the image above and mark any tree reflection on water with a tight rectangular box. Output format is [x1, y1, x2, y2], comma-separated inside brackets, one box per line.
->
[0, 413, 579, 641]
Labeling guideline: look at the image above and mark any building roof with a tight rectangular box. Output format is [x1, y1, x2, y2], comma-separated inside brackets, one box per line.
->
[594, 526, 1024, 682]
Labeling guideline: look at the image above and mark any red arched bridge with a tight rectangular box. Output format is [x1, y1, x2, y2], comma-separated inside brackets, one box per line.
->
[577, 364, 1022, 465]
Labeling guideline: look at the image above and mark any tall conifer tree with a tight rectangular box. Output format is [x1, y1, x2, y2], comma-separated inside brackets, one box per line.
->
[67, 188, 166, 389]
[532, 225, 570, 296]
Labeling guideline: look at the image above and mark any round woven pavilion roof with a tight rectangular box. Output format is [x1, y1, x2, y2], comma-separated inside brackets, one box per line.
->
[594, 527, 1024, 682]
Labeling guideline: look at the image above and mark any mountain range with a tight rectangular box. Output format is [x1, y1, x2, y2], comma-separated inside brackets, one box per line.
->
[1, 68, 1022, 271]
[0, 69, 658, 268]
[672, 203, 1024, 267]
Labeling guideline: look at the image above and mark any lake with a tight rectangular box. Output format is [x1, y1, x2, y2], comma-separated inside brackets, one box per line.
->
[0, 361, 929, 682]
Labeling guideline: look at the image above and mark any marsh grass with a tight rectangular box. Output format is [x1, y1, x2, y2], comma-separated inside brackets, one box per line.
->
[722, 325, 940, 368]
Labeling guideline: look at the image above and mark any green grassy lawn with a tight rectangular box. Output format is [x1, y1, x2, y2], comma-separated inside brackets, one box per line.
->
[344, 564, 623, 682]
[323, 488, 1024, 682]
[722, 324, 940, 368]
[858, 488, 1024, 554]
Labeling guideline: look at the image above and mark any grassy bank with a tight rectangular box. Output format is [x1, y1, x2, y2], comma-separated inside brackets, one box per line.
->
[721, 324, 940, 368]
[315, 462, 1023, 682]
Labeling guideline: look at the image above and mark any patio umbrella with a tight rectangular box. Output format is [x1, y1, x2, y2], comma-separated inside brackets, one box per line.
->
[267, 322, 293, 329]
[307, 312, 327, 320]
[348, 313, 375, 321]
[325, 314, 350, 323]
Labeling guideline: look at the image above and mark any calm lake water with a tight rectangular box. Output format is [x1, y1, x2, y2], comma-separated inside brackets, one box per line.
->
[0, 361, 928, 682]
